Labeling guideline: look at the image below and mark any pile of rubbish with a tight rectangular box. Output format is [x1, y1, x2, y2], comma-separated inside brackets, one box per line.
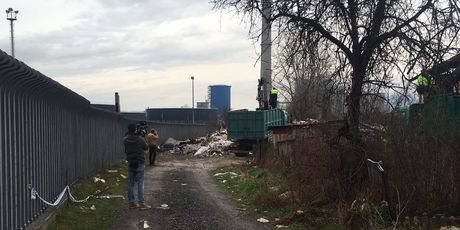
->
[161, 130, 234, 157]
[291, 118, 319, 125]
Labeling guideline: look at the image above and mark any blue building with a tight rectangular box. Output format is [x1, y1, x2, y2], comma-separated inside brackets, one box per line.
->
[209, 85, 231, 111]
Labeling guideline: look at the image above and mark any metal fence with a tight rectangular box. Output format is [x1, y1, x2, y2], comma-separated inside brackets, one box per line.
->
[0, 50, 215, 230]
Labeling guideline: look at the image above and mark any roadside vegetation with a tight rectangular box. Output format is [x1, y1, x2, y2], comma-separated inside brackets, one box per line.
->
[213, 164, 345, 230]
[211, 1, 460, 227]
[48, 161, 128, 230]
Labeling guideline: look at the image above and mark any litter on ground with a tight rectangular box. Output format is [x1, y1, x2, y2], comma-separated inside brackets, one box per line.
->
[93, 177, 105, 183]
[143, 221, 150, 229]
[257, 217, 270, 223]
[159, 204, 170, 210]
[213, 172, 239, 177]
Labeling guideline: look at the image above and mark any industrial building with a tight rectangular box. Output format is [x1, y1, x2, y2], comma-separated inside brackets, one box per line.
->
[92, 104, 116, 112]
[92, 86, 231, 124]
[208, 85, 231, 111]
[197, 101, 210, 109]
[146, 108, 218, 124]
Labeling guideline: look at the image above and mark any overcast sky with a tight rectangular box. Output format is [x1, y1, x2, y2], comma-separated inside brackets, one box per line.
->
[0, 0, 261, 111]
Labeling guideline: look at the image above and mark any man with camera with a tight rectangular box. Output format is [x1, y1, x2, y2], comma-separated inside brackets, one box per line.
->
[123, 124, 151, 210]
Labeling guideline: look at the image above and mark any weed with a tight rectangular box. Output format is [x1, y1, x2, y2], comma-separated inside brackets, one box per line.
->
[47, 161, 128, 230]
[214, 164, 344, 229]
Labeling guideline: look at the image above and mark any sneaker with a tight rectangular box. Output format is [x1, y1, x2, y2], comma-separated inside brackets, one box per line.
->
[129, 204, 140, 209]
[139, 204, 152, 210]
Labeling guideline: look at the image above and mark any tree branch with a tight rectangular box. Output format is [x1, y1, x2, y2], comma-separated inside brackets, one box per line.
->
[375, 0, 432, 45]
[273, 12, 354, 61]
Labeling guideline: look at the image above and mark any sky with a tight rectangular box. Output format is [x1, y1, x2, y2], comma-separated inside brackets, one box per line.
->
[0, 0, 261, 111]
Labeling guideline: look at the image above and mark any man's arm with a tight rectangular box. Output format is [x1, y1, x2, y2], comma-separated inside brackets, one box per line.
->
[139, 137, 148, 150]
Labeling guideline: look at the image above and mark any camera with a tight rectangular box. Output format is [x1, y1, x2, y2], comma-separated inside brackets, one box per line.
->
[136, 121, 148, 137]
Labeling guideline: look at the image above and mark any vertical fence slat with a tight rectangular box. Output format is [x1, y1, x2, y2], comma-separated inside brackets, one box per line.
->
[6, 89, 12, 229]
[0, 85, 5, 230]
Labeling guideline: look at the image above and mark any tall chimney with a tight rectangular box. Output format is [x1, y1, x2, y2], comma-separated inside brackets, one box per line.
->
[115, 92, 120, 112]
[260, 0, 272, 109]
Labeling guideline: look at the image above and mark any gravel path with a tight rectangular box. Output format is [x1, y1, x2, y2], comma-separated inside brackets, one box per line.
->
[111, 153, 272, 230]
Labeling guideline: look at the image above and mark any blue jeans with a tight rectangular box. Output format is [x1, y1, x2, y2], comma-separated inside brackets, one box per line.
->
[127, 163, 145, 205]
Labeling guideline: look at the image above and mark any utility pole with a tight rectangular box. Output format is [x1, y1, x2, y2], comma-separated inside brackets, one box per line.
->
[259, 0, 272, 110]
[191, 76, 195, 124]
[6, 8, 18, 58]
[115, 92, 120, 112]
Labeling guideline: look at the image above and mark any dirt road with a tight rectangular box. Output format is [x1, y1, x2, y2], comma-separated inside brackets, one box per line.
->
[111, 152, 272, 230]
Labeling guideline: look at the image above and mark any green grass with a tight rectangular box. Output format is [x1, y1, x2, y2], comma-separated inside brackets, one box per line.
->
[48, 161, 128, 230]
[213, 164, 344, 230]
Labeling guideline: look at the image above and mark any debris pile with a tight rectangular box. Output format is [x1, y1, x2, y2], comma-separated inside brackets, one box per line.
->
[292, 118, 319, 125]
[161, 130, 234, 157]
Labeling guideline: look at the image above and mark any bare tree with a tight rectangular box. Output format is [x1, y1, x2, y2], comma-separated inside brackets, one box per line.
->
[273, 30, 346, 121]
[212, 0, 460, 142]
[213, 2, 460, 225]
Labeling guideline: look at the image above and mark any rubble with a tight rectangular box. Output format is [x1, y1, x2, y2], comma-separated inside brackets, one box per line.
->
[162, 137, 180, 151]
[292, 118, 319, 125]
[161, 130, 234, 157]
[440, 227, 460, 230]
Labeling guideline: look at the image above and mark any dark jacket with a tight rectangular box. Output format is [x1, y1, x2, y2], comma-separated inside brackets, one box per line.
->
[123, 133, 148, 163]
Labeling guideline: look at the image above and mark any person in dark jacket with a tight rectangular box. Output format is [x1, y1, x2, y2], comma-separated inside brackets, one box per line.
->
[123, 124, 151, 210]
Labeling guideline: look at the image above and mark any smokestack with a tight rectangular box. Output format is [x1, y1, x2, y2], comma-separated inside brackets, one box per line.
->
[115, 92, 120, 112]
[260, 0, 272, 109]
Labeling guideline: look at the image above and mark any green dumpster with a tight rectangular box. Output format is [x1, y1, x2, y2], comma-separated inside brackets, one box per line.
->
[227, 109, 287, 140]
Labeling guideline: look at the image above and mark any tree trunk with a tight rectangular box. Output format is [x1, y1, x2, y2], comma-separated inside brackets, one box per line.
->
[344, 68, 365, 142]
[339, 64, 369, 228]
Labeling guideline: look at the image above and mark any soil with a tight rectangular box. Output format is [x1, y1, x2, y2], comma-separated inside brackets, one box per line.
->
[111, 151, 273, 230]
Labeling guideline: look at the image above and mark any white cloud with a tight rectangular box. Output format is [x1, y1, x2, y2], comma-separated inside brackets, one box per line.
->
[57, 61, 260, 111]
[0, 0, 262, 111]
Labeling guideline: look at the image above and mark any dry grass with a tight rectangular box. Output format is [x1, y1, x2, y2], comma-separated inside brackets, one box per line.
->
[259, 120, 460, 228]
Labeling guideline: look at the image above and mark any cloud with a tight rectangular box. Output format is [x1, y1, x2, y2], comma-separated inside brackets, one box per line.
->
[14, 1, 254, 78]
[56, 61, 260, 111]
[1, 0, 262, 110]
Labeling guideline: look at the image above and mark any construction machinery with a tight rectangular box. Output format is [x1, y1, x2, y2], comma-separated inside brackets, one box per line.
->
[403, 53, 460, 135]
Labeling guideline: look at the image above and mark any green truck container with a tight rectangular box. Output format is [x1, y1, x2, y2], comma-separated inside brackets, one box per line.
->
[422, 95, 460, 135]
[400, 95, 460, 136]
[227, 109, 287, 140]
